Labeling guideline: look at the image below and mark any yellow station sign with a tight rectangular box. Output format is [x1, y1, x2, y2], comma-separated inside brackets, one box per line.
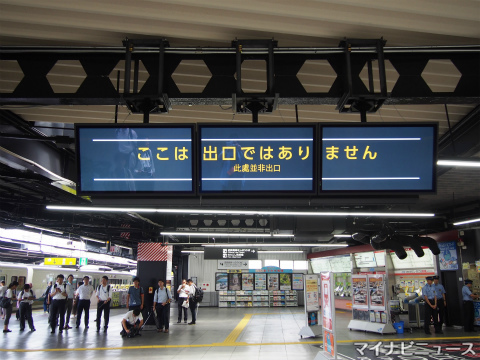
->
[44, 258, 77, 266]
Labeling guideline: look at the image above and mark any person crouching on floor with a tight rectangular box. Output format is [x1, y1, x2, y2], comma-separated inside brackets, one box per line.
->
[120, 308, 144, 338]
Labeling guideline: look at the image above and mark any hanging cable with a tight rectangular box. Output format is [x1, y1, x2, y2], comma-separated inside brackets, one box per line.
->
[444, 104, 457, 156]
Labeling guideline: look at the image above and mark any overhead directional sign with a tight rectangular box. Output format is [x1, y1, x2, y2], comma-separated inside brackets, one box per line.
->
[204, 247, 258, 260]
[218, 260, 249, 269]
[44, 258, 77, 266]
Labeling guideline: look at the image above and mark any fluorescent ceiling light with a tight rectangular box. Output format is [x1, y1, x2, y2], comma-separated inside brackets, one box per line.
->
[47, 205, 434, 218]
[161, 231, 293, 237]
[24, 223, 64, 235]
[437, 159, 480, 167]
[333, 234, 351, 238]
[258, 250, 304, 253]
[181, 250, 204, 253]
[81, 236, 105, 244]
[453, 218, 480, 226]
[115, 244, 133, 250]
[200, 243, 348, 247]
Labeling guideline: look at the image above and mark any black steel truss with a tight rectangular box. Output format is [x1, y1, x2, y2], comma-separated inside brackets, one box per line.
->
[0, 39, 479, 118]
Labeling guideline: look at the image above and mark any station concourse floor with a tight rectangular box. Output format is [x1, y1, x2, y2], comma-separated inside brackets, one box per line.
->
[1, 306, 479, 360]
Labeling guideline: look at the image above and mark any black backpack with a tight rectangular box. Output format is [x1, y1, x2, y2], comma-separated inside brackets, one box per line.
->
[193, 286, 203, 303]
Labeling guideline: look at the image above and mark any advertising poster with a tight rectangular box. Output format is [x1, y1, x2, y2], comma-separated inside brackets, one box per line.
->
[305, 275, 319, 312]
[321, 272, 333, 331]
[323, 331, 335, 358]
[368, 275, 385, 311]
[215, 273, 228, 291]
[242, 273, 254, 291]
[292, 273, 304, 290]
[352, 275, 368, 309]
[279, 273, 292, 290]
[254, 273, 267, 290]
[438, 241, 458, 270]
[267, 273, 279, 291]
[228, 273, 242, 291]
[474, 301, 480, 326]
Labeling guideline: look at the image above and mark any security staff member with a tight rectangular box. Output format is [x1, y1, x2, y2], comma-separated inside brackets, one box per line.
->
[433, 276, 446, 328]
[422, 276, 442, 334]
[96, 275, 112, 333]
[462, 279, 479, 332]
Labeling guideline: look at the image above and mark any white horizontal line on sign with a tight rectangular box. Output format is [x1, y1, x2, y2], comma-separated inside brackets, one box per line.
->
[322, 138, 421, 141]
[322, 177, 419, 180]
[202, 138, 312, 141]
[202, 178, 312, 181]
[92, 139, 191, 142]
[94, 178, 192, 181]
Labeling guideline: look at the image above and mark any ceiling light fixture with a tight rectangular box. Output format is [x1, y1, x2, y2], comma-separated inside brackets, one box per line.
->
[437, 159, 480, 167]
[453, 218, 480, 226]
[46, 205, 435, 218]
[81, 236, 106, 244]
[181, 250, 204, 253]
[161, 232, 293, 237]
[23, 223, 64, 235]
[333, 234, 352, 238]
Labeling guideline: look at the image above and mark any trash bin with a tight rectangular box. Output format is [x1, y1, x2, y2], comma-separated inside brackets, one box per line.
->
[393, 321, 404, 334]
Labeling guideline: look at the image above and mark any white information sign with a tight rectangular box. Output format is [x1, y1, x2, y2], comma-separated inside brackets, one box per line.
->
[217, 259, 249, 269]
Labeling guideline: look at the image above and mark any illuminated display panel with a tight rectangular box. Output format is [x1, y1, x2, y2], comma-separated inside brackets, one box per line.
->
[310, 258, 332, 273]
[329, 256, 352, 273]
[199, 125, 316, 193]
[320, 124, 437, 192]
[75, 125, 194, 194]
[389, 247, 435, 269]
[354, 252, 377, 268]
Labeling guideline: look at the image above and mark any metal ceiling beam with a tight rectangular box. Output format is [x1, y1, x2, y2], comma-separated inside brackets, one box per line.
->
[1, 40, 479, 111]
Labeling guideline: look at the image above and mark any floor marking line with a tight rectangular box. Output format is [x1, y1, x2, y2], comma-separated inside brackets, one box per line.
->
[223, 313, 253, 343]
[2, 336, 480, 353]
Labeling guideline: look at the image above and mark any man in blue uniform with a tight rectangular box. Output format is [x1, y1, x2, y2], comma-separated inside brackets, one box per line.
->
[433, 276, 446, 328]
[462, 279, 479, 332]
[422, 276, 442, 334]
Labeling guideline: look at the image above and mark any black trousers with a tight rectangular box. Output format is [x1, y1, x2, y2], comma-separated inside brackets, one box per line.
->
[155, 303, 170, 330]
[19, 302, 34, 330]
[96, 301, 111, 329]
[437, 298, 445, 326]
[189, 300, 197, 323]
[50, 299, 66, 331]
[463, 301, 475, 331]
[65, 298, 73, 326]
[76, 299, 91, 327]
[424, 301, 439, 333]
[177, 298, 188, 321]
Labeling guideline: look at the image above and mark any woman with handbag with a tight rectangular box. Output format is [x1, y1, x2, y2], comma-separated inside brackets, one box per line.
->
[2, 281, 18, 333]
[176, 279, 190, 324]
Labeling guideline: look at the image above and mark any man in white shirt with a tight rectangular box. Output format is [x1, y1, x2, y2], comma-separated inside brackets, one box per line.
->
[120, 308, 144, 338]
[18, 283, 35, 332]
[96, 275, 112, 333]
[187, 279, 197, 325]
[176, 279, 189, 323]
[64, 274, 75, 330]
[153, 279, 172, 333]
[76, 275, 94, 329]
[49, 274, 70, 334]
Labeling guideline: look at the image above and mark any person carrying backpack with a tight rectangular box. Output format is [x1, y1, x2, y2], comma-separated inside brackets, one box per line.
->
[18, 283, 35, 332]
[49, 275, 70, 334]
[42, 281, 52, 314]
[2, 281, 18, 333]
[187, 279, 199, 325]
[153, 279, 172, 333]
[96, 276, 112, 333]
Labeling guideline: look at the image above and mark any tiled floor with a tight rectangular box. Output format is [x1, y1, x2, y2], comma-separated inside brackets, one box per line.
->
[1, 306, 478, 359]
